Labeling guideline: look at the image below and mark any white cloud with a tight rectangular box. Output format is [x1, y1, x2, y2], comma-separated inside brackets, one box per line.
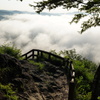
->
[0, 11, 100, 63]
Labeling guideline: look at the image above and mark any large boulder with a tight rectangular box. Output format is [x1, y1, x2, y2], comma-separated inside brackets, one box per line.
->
[0, 54, 22, 84]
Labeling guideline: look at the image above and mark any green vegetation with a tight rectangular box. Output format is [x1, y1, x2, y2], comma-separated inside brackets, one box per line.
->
[28, 60, 45, 71]
[58, 49, 97, 100]
[0, 44, 22, 59]
[25, 49, 97, 100]
[74, 60, 96, 100]
[98, 96, 100, 100]
[37, 51, 63, 66]
[50, 56, 63, 66]
[0, 65, 20, 84]
[0, 44, 22, 99]
[0, 83, 18, 100]
[0, 44, 98, 100]
[0, 65, 19, 99]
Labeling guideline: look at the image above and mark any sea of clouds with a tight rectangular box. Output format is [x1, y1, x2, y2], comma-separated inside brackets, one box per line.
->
[0, 10, 100, 63]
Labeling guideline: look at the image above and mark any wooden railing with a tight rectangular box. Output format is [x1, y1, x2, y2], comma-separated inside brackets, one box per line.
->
[22, 49, 75, 100]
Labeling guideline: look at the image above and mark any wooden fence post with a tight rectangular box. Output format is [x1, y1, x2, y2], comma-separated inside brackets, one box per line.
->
[25, 54, 27, 60]
[40, 51, 43, 58]
[48, 53, 51, 62]
[68, 60, 75, 100]
[68, 79, 75, 100]
[32, 50, 34, 60]
[63, 59, 65, 66]
[37, 51, 39, 61]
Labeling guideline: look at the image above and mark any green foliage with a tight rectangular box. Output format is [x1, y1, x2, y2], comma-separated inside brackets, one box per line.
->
[57, 49, 97, 100]
[0, 64, 21, 84]
[0, 66, 13, 83]
[37, 51, 63, 66]
[0, 44, 22, 59]
[0, 83, 18, 100]
[74, 59, 96, 81]
[24, 49, 97, 100]
[59, 49, 82, 60]
[98, 96, 100, 100]
[0, 66, 10, 79]
[51, 56, 63, 66]
[28, 60, 45, 71]
[22, 0, 100, 33]
[50, 50, 58, 55]
[72, 53, 97, 100]
[42, 53, 49, 60]
[50, 50, 64, 66]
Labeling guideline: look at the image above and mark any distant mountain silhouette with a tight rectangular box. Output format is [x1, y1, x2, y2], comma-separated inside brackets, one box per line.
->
[0, 9, 77, 20]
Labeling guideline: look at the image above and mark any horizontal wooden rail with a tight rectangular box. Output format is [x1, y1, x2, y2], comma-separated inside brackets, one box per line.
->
[22, 49, 65, 66]
[22, 49, 65, 60]
[22, 49, 75, 100]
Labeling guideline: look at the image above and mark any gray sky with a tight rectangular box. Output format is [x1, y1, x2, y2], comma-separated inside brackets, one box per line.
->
[0, 0, 69, 13]
[0, 0, 33, 11]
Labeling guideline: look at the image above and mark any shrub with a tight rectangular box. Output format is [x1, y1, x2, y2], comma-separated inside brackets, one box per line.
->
[0, 83, 18, 100]
[0, 44, 21, 59]
[72, 54, 97, 100]
[28, 60, 45, 71]
[53, 49, 97, 100]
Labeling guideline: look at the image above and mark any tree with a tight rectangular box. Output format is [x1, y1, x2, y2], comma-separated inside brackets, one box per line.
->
[21, 0, 100, 33]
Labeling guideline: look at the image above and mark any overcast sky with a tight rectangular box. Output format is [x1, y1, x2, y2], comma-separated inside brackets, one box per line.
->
[0, 0, 100, 63]
[0, 0, 33, 11]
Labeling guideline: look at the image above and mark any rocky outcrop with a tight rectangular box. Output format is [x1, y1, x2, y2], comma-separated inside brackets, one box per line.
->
[0, 54, 22, 84]
[0, 54, 69, 100]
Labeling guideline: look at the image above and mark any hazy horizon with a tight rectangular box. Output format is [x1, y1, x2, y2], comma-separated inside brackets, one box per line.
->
[0, 10, 100, 63]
